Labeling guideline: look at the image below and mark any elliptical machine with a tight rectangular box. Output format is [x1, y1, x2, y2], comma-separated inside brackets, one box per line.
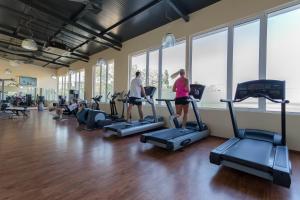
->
[108, 91, 126, 122]
[77, 91, 128, 130]
[91, 95, 102, 110]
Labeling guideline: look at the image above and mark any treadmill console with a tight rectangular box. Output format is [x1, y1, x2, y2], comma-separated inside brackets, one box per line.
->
[143, 86, 156, 98]
[235, 80, 285, 101]
[190, 84, 205, 100]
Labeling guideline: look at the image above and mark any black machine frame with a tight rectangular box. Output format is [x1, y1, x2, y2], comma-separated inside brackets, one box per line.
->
[210, 80, 291, 188]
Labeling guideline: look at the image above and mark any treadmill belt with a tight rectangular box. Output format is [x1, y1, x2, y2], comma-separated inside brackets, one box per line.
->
[146, 129, 195, 144]
[223, 139, 274, 169]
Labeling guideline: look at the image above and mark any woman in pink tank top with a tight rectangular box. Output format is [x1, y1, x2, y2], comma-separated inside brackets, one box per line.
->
[172, 69, 190, 128]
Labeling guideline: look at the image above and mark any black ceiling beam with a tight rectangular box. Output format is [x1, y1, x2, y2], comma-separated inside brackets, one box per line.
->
[0, 5, 85, 44]
[100, 0, 163, 36]
[62, 28, 120, 51]
[0, 40, 88, 62]
[0, 49, 69, 67]
[166, 0, 189, 22]
[47, 3, 88, 43]
[69, 52, 89, 60]
[0, 28, 89, 63]
[18, 0, 122, 48]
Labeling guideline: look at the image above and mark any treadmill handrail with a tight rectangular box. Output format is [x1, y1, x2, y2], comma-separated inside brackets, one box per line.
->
[221, 97, 289, 104]
[156, 98, 200, 102]
[221, 96, 288, 145]
[156, 98, 175, 102]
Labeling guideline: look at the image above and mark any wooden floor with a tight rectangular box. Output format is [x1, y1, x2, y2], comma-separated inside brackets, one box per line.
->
[0, 111, 300, 200]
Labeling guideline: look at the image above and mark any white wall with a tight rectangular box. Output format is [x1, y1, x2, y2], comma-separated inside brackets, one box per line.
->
[68, 0, 300, 151]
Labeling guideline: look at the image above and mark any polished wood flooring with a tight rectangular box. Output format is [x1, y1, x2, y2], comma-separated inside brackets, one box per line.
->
[0, 111, 299, 200]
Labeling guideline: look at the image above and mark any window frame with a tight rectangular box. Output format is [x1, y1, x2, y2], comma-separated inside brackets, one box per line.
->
[57, 69, 85, 100]
[128, 37, 187, 105]
[188, 1, 300, 113]
[93, 59, 114, 103]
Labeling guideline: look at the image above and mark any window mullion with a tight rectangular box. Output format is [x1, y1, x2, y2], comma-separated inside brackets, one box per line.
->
[186, 36, 191, 81]
[259, 14, 268, 111]
[158, 47, 163, 104]
[227, 25, 234, 102]
[106, 62, 109, 102]
[99, 66, 102, 98]
[146, 51, 150, 86]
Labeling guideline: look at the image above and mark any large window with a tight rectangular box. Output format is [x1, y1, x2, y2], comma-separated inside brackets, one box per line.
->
[79, 70, 85, 100]
[107, 60, 114, 98]
[70, 73, 76, 90]
[93, 59, 115, 102]
[161, 40, 186, 99]
[129, 52, 147, 85]
[266, 5, 300, 112]
[58, 69, 85, 100]
[232, 20, 260, 108]
[64, 75, 69, 100]
[191, 29, 228, 108]
[148, 49, 159, 100]
[125, 2, 300, 113]
[128, 40, 186, 102]
[58, 76, 63, 95]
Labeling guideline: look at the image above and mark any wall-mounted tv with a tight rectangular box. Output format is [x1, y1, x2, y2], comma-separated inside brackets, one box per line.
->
[19, 76, 37, 87]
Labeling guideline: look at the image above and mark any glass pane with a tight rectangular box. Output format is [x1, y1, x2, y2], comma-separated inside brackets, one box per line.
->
[64, 75, 69, 100]
[58, 76, 63, 95]
[161, 40, 186, 99]
[107, 60, 114, 98]
[94, 65, 101, 97]
[130, 53, 146, 85]
[80, 70, 85, 100]
[191, 29, 228, 108]
[70, 73, 76, 90]
[233, 20, 260, 108]
[267, 6, 300, 112]
[76, 72, 80, 90]
[101, 63, 107, 102]
[149, 49, 159, 101]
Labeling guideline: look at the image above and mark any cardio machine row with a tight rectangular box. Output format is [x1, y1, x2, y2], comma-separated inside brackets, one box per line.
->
[75, 78, 292, 188]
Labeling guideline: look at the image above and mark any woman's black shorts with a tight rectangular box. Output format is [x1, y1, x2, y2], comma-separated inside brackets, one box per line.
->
[129, 97, 142, 106]
[175, 97, 189, 105]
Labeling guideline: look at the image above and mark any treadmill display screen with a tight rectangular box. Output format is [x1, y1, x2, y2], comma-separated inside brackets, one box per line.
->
[190, 84, 205, 100]
[143, 86, 156, 98]
[234, 80, 285, 101]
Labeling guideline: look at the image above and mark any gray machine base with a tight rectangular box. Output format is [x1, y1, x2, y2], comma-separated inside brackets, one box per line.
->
[141, 129, 209, 151]
[105, 121, 164, 137]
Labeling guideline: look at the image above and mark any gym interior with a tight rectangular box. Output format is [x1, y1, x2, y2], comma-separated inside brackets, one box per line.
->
[0, 0, 300, 199]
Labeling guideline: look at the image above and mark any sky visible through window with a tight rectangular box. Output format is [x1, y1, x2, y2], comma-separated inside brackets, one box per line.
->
[267, 6, 300, 112]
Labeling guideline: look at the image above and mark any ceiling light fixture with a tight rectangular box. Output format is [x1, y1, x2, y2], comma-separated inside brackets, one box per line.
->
[21, 3, 38, 52]
[162, 33, 176, 48]
[21, 39, 38, 51]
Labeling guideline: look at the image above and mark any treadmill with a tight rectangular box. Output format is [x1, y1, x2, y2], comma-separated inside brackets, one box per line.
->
[210, 80, 292, 188]
[104, 86, 164, 137]
[140, 84, 209, 151]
